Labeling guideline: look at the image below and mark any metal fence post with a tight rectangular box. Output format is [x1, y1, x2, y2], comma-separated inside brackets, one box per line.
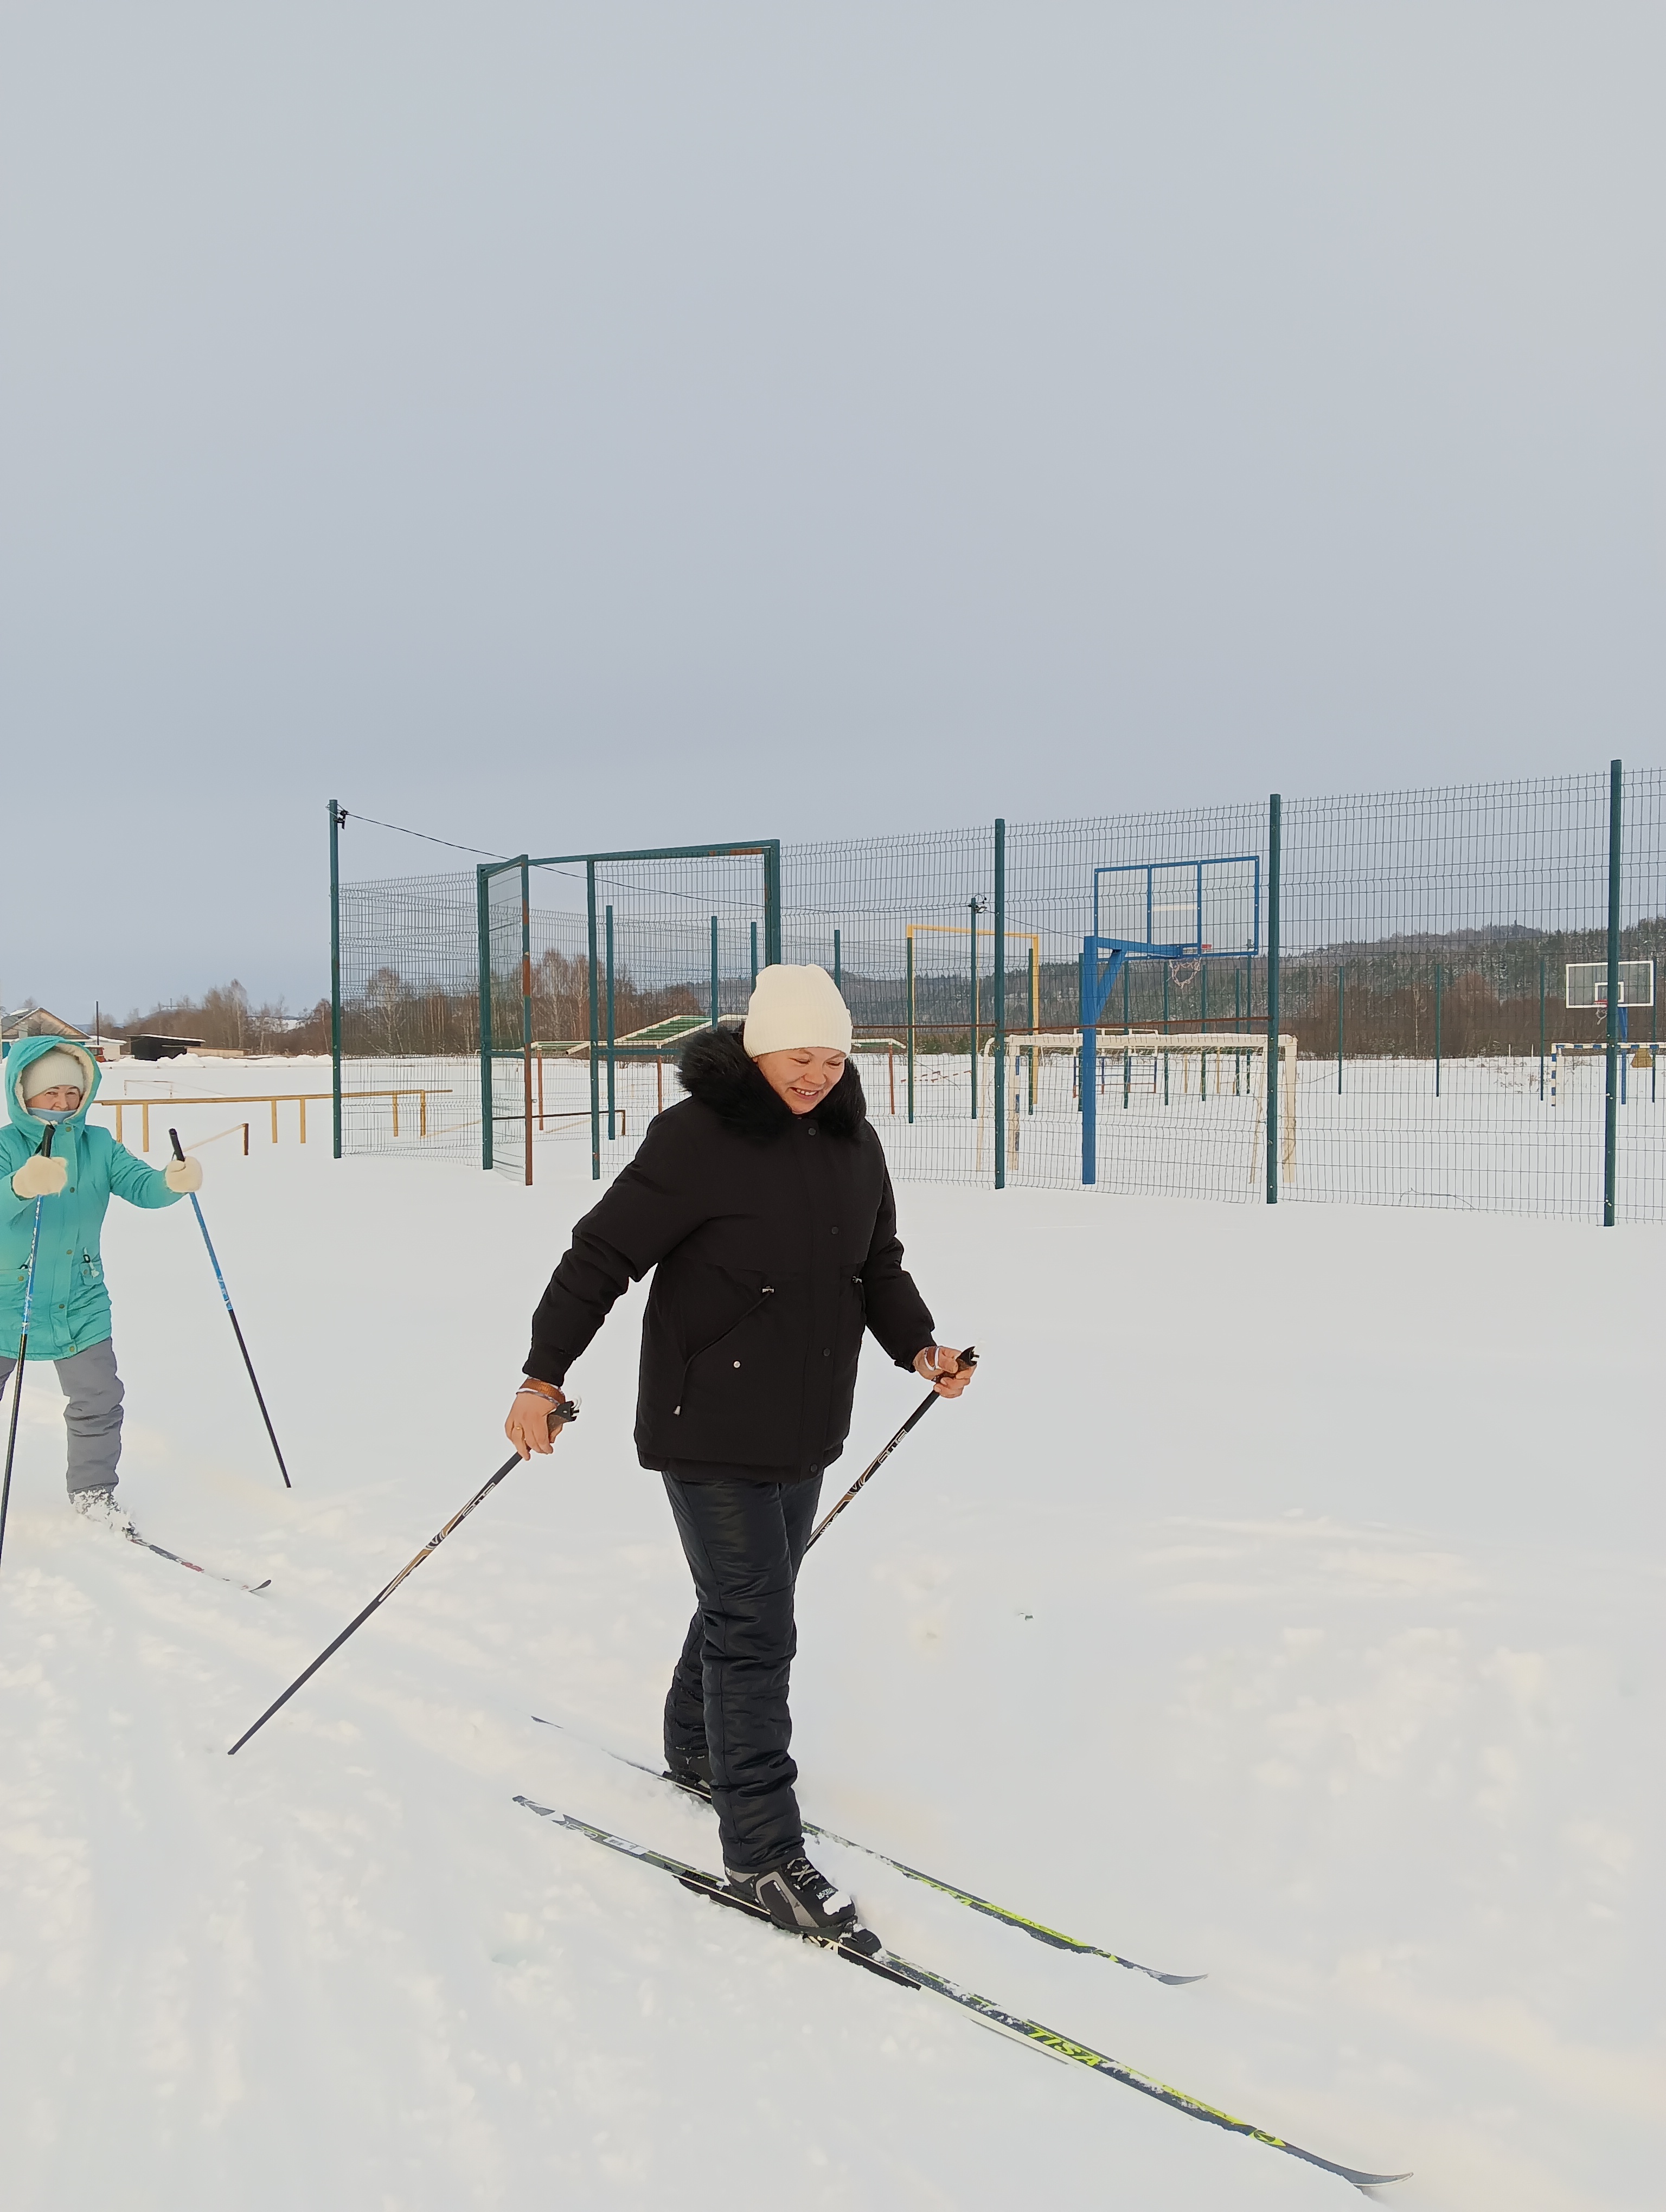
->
[968, 897, 982, 1119]
[1028, 942, 1040, 1113]
[476, 863, 494, 1171]
[1605, 757, 1622, 1226]
[328, 799, 344, 1160]
[993, 819, 1007, 1188]
[1539, 957, 1546, 1101]
[605, 904, 617, 1141]
[1337, 968, 1344, 1093]
[750, 921, 759, 988]
[1265, 793, 1281, 1205]
[586, 861, 601, 1180]
[520, 858, 533, 1186]
[1200, 960, 1209, 1100]
[1080, 937, 1098, 1185]
[709, 916, 720, 1028]
[1434, 964, 1443, 1096]
[906, 931, 915, 1122]
[833, 927, 842, 993]
[762, 841, 783, 967]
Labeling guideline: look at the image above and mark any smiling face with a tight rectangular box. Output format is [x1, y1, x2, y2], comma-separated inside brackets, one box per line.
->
[24, 1084, 82, 1115]
[753, 1047, 848, 1115]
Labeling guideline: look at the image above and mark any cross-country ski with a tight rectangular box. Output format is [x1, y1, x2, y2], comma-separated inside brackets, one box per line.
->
[515, 1799, 1409, 2191]
[529, 1711, 1204, 1982]
[69, 1481, 271, 1591]
[125, 1530, 272, 1594]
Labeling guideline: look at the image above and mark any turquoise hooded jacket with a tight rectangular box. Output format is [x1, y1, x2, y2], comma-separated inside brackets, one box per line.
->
[1, 1035, 183, 1361]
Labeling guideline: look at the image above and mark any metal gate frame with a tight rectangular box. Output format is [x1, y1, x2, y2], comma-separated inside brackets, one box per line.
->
[477, 839, 782, 1182]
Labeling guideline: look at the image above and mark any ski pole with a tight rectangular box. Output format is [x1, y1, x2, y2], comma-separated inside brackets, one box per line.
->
[0, 1128, 56, 1576]
[169, 1128, 292, 1490]
[804, 1345, 977, 1553]
[227, 1402, 579, 1755]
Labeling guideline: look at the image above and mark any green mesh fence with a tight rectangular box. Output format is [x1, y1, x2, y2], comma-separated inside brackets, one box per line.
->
[1279, 771, 1666, 1218]
[336, 871, 480, 1160]
[333, 768, 1666, 1224]
[518, 844, 776, 1178]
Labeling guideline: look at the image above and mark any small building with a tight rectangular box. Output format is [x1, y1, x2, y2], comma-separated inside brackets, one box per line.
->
[125, 1034, 206, 1063]
[2, 1007, 89, 1045]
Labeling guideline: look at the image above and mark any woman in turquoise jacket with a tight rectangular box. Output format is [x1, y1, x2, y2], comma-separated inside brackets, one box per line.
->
[0, 1036, 201, 1528]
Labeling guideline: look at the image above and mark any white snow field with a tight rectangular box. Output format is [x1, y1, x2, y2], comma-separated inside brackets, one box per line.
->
[1, 1060, 1659, 2210]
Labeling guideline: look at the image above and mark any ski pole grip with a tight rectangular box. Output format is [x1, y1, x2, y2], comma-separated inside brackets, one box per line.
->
[169, 1127, 186, 1162]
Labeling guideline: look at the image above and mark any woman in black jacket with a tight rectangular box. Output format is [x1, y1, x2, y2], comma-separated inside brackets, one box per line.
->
[505, 964, 972, 1935]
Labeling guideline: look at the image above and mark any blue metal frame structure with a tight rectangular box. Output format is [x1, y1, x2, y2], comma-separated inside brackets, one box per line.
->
[1092, 856, 1261, 956]
[1079, 853, 1264, 1187]
[1079, 936, 1194, 1185]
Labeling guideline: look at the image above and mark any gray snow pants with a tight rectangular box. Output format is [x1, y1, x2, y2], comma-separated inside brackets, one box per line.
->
[0, 1339, 124, 1493]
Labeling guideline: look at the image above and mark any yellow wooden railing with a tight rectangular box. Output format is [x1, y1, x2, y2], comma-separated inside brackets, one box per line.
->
[93, 1090, 448, 1151]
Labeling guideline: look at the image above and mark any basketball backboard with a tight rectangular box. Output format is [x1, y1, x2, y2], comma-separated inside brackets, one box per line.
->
[1093, 856, 1260, 955]
[1565, 960, 1654, 1009]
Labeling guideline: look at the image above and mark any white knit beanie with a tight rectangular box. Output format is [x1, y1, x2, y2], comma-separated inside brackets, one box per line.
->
[20, 1048, 87, 1102]
[742, 965, 853, 1058]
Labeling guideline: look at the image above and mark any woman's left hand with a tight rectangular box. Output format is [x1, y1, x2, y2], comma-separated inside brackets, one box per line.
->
[914, 1345, 974, 1398]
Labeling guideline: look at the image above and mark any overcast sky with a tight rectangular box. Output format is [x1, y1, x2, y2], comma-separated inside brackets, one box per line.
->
[3, 2, 1661, 1017]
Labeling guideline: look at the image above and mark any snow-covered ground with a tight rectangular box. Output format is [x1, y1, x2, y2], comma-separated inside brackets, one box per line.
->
[2, 1056, 1659, 2209]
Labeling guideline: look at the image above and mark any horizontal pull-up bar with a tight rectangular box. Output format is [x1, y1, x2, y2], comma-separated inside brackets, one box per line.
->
[514, 839, 780, 870]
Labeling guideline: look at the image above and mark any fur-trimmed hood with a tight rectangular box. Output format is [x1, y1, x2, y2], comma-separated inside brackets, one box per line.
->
[8, 1034, 101, 1134]
[676, 1025, 868, 1142]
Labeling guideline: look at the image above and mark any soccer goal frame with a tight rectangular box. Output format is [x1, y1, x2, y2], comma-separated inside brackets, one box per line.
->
[1549, 1037, 1658, 1108]
[1064, 1029, 1297, 1187]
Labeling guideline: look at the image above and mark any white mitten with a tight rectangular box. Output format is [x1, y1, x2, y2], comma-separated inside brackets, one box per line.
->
[164, 1156, 203, 1194]
[12, 1154, 68, 1199]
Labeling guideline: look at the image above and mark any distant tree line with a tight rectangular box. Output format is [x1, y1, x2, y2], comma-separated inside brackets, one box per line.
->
[341, 949, 738, 1059]
[310, 912, 1666, 1062]
[115, 982, 331, 1055]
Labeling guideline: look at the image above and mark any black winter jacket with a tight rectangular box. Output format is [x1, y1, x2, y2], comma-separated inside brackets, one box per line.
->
[524, 1028, 935, 1478]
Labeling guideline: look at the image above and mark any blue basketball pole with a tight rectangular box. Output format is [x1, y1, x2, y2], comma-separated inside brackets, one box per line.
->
[169, 1130, 292, 1489]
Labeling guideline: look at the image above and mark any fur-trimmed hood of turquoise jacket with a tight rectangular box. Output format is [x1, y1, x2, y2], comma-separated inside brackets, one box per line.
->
[1, 1036, 182, 1360]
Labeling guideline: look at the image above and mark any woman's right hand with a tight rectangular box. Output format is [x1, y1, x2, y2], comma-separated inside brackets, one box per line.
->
[505, 1383, 569, 1461]
[914, 1345, 976, 1398]
[12, 1155, 68, 1200]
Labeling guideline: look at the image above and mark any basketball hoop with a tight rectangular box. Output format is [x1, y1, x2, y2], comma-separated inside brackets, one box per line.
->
[1170, 944, 1210, 991]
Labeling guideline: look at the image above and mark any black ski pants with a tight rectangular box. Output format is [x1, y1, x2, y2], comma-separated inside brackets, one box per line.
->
[661, 1471, 823, 1875]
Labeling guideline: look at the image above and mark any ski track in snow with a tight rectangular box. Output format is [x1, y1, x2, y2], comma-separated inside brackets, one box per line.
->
[1, 1063, 1661, 2209]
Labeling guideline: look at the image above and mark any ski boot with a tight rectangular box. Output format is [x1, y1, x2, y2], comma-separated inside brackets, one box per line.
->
[726, 1851, 857, 1936]
[72, 1487, 134, 1538]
